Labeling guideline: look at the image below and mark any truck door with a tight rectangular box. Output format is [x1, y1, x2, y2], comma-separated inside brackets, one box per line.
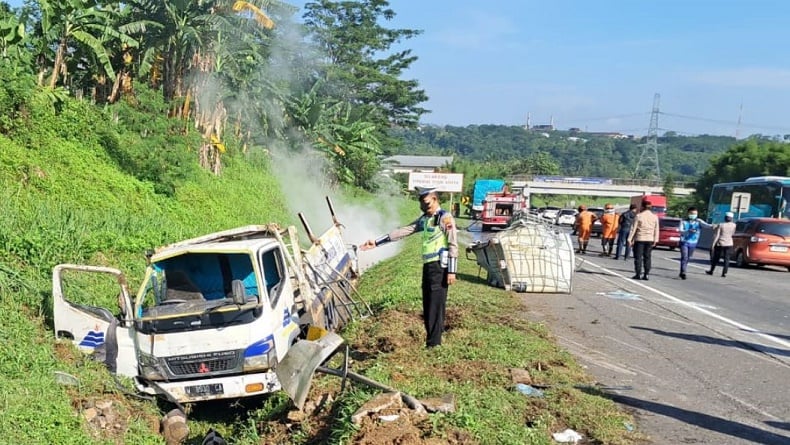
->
[52, 264, 138, 378]
[259, 247, 300, 361]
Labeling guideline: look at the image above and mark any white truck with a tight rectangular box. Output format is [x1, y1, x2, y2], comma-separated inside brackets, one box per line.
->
[52, 198, 368, 418]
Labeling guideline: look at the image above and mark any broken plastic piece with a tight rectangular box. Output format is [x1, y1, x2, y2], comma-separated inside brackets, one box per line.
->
[514, 383, 544, 398]
[552, 428, 583, 443]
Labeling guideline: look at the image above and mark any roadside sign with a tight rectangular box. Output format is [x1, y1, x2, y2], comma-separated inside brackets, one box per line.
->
[730, 192, 751, 213]
[408, 172, 463, 193]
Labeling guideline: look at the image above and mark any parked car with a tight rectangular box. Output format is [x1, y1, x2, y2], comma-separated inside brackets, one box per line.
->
[731, 218, 790, 271]
[555, 208, 578, 226]
[541, 206, 561, 222]
[589, 207, 605, 236]
[657, 217, 682, 250]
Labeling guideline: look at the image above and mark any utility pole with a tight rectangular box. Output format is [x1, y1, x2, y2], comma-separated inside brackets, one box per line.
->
[634, 93, 661, 181]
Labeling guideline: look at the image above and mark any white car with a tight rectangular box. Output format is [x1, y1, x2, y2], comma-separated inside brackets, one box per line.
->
[555, 209, 578, 226]
[541, 206, 561, 221]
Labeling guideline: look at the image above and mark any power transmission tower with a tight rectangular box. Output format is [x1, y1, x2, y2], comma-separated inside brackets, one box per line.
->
[634, 93, 661, 181]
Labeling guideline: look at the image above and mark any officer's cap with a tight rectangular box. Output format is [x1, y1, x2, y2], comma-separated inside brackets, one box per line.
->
[416, 186, 436, 197]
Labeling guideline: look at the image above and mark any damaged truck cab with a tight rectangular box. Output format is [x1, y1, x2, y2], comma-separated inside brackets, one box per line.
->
[52, 200, 364, 406]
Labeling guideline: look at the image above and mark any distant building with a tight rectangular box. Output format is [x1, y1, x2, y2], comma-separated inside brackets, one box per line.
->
[587, 132, 629, 139]
[381, 155, 454, 174]
[531, 124, 555, 132]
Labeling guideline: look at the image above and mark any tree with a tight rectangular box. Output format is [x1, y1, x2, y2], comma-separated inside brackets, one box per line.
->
[302, 0, 428, 128]
[38, 0, 137, 89]
[693, 139, 790, 206]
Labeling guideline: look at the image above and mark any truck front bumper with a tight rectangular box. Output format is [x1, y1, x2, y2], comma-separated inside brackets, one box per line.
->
[138, 370, 282, 403]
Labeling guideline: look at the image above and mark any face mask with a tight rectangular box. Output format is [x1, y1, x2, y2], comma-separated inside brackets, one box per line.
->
[688, 214, 697, 220]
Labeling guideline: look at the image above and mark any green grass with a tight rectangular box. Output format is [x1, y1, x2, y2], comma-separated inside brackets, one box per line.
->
[337, 233, 644, 444]
[0, 123, 643, 444]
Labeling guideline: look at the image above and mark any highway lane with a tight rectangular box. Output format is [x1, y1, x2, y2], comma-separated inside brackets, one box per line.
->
[513, 239, 790, 444]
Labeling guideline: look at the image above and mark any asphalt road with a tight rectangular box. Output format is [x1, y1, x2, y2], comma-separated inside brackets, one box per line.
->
[515, 236, 790, 445]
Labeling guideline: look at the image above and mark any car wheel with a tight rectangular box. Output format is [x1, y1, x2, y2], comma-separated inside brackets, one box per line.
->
[735, 250, 747, 268]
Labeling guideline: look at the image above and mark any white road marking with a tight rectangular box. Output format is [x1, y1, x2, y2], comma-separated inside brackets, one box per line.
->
[580, 258, 790, 350]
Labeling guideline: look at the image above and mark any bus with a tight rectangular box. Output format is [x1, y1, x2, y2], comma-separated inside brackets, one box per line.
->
[698, 176, 790, 249]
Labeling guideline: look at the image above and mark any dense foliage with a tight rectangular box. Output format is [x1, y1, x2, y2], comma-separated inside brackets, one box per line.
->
[390, 125, 738, 180]
[1, 0, 427, 189]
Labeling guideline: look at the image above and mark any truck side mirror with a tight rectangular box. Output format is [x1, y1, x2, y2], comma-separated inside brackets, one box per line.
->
[231, 279, 246, 305]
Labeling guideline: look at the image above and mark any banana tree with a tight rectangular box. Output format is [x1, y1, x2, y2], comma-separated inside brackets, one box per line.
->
[39, 0, 138, 89]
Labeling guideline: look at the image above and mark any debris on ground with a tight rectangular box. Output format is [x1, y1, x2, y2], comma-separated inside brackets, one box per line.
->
[466, 214, 575, 293]
[552, 428, 584, 443]
[419, 394, 456, 413]
[509, 368, 533, 385]
[596, 290, 641, 300]
[351, 391, 404, 425]
[514, 383, 545, 398]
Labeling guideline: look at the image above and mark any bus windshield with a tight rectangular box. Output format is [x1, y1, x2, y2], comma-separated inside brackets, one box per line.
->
[708, 181, 790, 223]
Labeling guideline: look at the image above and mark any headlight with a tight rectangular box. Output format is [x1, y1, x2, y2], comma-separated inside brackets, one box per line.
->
[243, 336, 276, 371]
[139, 352, 165, 380]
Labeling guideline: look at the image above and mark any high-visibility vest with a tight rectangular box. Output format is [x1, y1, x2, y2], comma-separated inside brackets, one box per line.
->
[421, 211, 449, 264]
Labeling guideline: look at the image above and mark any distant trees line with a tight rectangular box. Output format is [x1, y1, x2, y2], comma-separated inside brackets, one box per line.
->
[388, 125, 790, 217]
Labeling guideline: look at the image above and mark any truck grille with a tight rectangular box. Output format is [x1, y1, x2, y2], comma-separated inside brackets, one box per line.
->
[165, 350, 240, 376]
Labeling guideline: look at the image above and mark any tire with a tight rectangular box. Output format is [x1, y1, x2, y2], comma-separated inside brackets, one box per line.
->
[735, 250, 748, 268]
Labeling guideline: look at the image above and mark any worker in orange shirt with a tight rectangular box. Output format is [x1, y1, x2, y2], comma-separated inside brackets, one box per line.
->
[599, 203, 619, 257]
[574, 205, 597, 254]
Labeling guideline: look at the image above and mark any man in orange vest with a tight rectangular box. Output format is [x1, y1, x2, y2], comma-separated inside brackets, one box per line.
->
[574, 205, 597, 254]
[599, 203, 619, 257]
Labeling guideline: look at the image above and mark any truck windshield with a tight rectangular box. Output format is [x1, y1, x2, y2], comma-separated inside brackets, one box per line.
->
[137, 252, 262, 333]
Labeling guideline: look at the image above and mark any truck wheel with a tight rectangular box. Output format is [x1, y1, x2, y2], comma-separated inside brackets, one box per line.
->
[735, 250, 748, 268]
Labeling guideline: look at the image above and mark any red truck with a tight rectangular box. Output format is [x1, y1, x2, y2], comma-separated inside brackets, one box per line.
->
[630, 193, 667, 217]
[481, 186, 527, 231]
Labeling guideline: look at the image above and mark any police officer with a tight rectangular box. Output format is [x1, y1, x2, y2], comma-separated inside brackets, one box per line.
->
[360, 187, 458, 348]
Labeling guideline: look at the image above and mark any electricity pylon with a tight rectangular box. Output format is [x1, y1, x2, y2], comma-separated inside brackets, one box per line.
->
[634, 93, 661, 181]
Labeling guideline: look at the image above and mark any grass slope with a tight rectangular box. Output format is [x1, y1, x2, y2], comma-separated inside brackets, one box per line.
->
[0, 133, 289, 444]
[0, 127, 643, 444]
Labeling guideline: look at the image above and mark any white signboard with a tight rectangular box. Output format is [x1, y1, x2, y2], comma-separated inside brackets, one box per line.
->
[408, 172, 464, 193]
[730, 192, 751, 213]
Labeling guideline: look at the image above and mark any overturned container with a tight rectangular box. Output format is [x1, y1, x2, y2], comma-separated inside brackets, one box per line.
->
[466, 213, 575, 293]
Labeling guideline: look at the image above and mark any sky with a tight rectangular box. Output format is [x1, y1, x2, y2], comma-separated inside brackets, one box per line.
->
[361, 0, 790, 137]
[9, 0, 790, 137]
[289, 0, 790, 138]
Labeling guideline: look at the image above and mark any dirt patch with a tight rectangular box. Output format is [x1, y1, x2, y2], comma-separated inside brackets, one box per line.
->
[73, 395, 153, 443]
[54, 341, 81, 366]
[353, 411, 477, 445]
[352, 309, 425, 357]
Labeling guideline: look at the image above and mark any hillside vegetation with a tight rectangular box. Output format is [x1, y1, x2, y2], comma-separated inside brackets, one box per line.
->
[390, 125, 737, 180]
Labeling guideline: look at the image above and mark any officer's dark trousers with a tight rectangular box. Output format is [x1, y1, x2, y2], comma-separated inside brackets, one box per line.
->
[422, 261, 448, 347]
[633, 241, 653, 276]
[709, 245, 731, 275]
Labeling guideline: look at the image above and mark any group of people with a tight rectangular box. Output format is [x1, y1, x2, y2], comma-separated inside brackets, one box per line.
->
[360, 189, 737, 350]
[575, 201, 737, 281]
[573, 203, 633, 259]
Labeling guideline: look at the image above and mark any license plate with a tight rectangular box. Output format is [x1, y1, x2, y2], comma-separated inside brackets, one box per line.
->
[770, 245, 789, 253]
[185, 383, 224, 397]
[669, 237, 680, 241]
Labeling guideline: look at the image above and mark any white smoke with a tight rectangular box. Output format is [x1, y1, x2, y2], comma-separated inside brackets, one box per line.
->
[191, 7, 407, 271]
[268, 145, 404, 272]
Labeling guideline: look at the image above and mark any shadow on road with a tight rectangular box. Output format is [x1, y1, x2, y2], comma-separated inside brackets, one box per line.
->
[765, 421, 790, 432]
[578, 387, 790, 445]
[631, 326, 790, 357]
